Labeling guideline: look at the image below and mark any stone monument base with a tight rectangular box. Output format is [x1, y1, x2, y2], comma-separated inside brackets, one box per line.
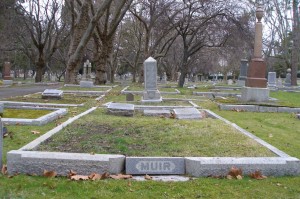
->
[237, 80, 245, 87]
[3, 80, 13, 85]
[80, 80, 94, 88]
[142, 90, 162, 103]
[240, 87, 269, 102]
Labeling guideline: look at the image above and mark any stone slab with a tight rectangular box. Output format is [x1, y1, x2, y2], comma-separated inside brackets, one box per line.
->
[241, 87, 269, 102]
[173, 108, 202, 119]
[143, 110, 170, 117]
[7, 150, 125, 176]
[258, 106, 278, 113]
[80, 80, 94, 88]
[185, 157, 300, 177]
[107, 103, 134, 117]
[126, 157, 185, 175]
[278, 107, 300, 113]
[2, 80, 13, 85]
[219, 104, 258, 112]
[42, 89, 63, 99]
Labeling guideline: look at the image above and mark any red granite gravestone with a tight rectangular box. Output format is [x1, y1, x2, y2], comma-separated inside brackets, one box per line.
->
[3, 62, 12, 80]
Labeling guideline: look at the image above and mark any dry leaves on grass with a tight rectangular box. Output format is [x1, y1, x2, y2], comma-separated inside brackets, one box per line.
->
[31, 130, 40, 135]
[43, 170, 57, 178]
[227, 167, 243, 180]
[144, 174, 152, 180]
[1, 165, 7, 175]
[110, 174, 133, 180]
[249, 171, 267, 180]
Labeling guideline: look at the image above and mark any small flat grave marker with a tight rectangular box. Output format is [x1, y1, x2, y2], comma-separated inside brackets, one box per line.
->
[42, 89, 63, 100]
[107, 103, 134, 117]
[173, 108, 202, 119]
[126, 93, 134, 101]
[126, 157, 185, 175]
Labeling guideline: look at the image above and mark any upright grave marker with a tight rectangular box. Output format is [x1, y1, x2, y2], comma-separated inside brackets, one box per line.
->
[268, 72, 277, 88]
[142, 57, 162, 102]
[80, 60, 94, 88]
[2, 62, 13, 85]
[241, 5, 269, 102]
[284, 68, 292, 87]
[237, 59, 248, 86]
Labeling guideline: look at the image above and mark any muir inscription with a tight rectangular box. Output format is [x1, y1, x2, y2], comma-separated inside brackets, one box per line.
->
[126, 157, 185, 175]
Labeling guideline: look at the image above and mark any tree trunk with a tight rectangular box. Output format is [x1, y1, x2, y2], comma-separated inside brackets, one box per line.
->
[178, 71, 187, 87]
[35, 58, 45, 82]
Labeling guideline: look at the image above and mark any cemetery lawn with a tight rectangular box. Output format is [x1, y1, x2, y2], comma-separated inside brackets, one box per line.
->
[60, 86, 111, 91]
[4, 93, 94, 104]
[36, 108, 274, 157]
[2, 109, 52, 119]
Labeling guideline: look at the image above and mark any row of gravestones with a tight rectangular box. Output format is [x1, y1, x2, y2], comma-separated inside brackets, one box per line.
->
[238, 60, 292, 87]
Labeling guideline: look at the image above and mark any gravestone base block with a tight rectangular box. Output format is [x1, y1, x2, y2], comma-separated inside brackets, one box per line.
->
[241, 87, 269, 102]
[142, 90, 162, 103]
[107, 103, 134, 117]
[80, 80, 94, 88]
[3, 80, 13, 85]
[237, 80, 245, 87]
[42, 89, 63, 100]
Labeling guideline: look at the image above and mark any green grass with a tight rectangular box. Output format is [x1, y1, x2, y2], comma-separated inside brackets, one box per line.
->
[270, 91, 300, 107]
[36, 109, 275, 157]
[1, 83, 300, 198]
[4, 93, 94, 104]
[60, 86, 111, 91]
[2, 109, 52, 119]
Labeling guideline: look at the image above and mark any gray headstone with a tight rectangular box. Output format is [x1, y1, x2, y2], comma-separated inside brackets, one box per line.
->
[285, 68, 291, 87]
[268, 72, 277, 87]
[126, 93, 134, 101]
[42, 89, 63, 99]
[237, 59, 248, 86]
[107, 103, 134, 117]
[142, 57, 162, 102]
[0, 118, 3, 170]
[80, 80, 94, 88]
[0, 103, 3, 117]
[126, 157, 185, 175]
[173, 108, 203, 119]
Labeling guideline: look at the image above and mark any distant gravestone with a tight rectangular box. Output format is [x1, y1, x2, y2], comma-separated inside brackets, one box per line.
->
[142, 57, 162, 102]
[107, 103, 134, 117]
[284, 68, 291, 87]
[237, 59, 248, 86]
[0, 103, 3, 117]
[126, 93, 134, 101]
[268, 72, 277, 87]
[80, 60, 94, 88]
[2, 62, 13, 85]
[42, 89, 63, 99]
[227, 79, 233, 85]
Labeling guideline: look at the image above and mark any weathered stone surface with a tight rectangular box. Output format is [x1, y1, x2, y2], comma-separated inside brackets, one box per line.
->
[237, 59, 248, 87]
[241, 87, 269, 102]
[107, 103, 134, 117]
[219, 104, 258, 112]
[126, 157, 185, 175]
[258, 106, 278, 113]
[7, 150, 125, 176]
[142, 57, 162, 102]
[2, 80, 13, 85]
[268, 72, 277, 87]
[278, 107, 300, 113]
[42, 89, 63, 99]
[185, 157, 300, 177]
[173, 108, 202, 119]
[80, 80, 94, 88]
[143, 110, 170, 117]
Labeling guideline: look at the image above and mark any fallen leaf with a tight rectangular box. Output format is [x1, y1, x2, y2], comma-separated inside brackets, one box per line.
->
[1, 165, 7, 175]
[127, 181, 132, 187]
[269, 134, 273, 138]
[228, 167, 242, 179]
[89, 172, 109, 181]
[276, 183, 282, 186]
[110, 174, 132, 180]
[226, 175, 233, 180]
[249, 171, 267, 180]
[70, 175, 89, 181]
[236, 175, 243, 180]
[144, 174, 152, 180]
[67, 170, 77, 178]
[31, 130, 40, 135]
[43, 170, 57, 178]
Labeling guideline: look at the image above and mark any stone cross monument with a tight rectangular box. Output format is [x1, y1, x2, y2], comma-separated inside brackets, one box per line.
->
[80, 60, 94, 88]
[241, 5, 269, 102]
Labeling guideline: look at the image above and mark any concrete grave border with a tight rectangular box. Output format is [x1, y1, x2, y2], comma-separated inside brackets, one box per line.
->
[6, 107, 300, 177]
[121, 86, 180, 95]
[219, 104, 300, 113]
[1, 106, 67, 126]
[0, 100, 84, 107]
